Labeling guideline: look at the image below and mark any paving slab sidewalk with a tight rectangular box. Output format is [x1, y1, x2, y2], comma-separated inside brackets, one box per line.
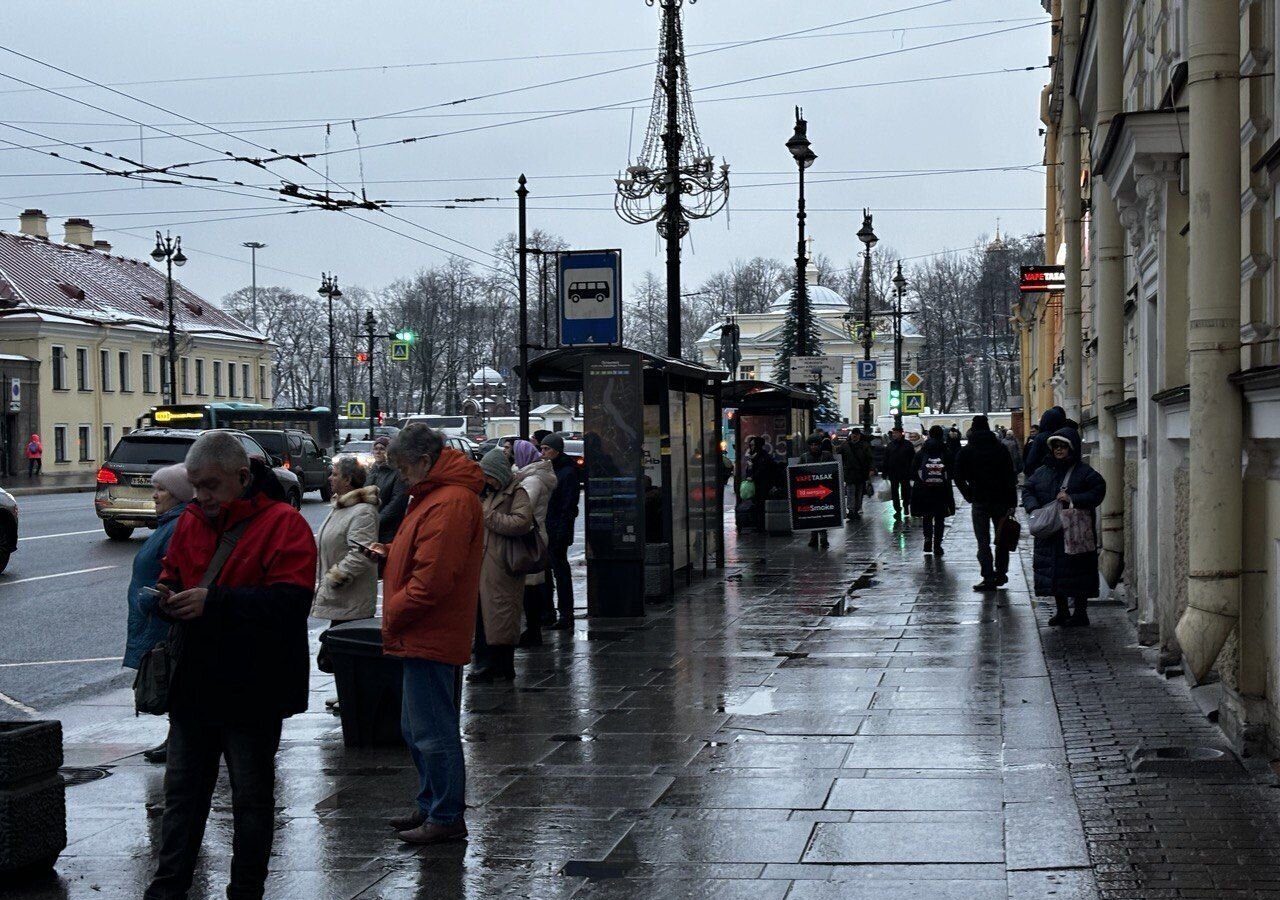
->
[10, 499, 1100, 900]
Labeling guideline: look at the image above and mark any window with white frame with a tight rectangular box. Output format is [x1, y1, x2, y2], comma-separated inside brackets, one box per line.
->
[53, 425, 67, 462]
[77, 424, 91, 462]
[142, 353, 155, 393]
[228, 362, 236, 398]
[196, 359, 206, 396]
[118, 351, 131, 392]
[99, 349, 111, 392]
[242, 363, 251, 398]
[213, 361, 223, 397]
[102, 425, 114, 460]
[51, 345, 67, 390]
[76, 347, 90, 391]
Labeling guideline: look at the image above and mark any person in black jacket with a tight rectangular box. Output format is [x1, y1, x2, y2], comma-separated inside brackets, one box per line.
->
[945, 425, 962, 462]
[1023, 406, 1066, 475]
[540, 434, 580, 629]
[837, 428, 873, 518]
[368, 436, 409, 544]
[954, 416, 1018, 590]
[881, 427, 916, 519]
[910, 426, 956, 554]
[1022, 426, 1106, 626]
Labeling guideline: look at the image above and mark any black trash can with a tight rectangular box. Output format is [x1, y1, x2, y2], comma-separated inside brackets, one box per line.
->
[320, 619, 404, 748]
[0, 720, 66, 877]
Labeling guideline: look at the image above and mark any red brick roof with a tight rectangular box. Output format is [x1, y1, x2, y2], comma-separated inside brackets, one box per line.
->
[0, 231, 260, 341]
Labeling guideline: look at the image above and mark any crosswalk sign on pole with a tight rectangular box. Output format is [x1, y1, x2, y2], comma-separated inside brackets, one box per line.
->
[345, 401, 366, 418]
[902, 392, 925, 414]
[390, 341, 410, 362]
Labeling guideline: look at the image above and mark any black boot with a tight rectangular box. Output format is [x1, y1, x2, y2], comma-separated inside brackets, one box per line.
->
[497, 646, 516, 680]
[142, 740, 168, 764]
[808, 532, 819, 548]
[1066, 598, 1089, 627]
[1047, 597, 1071, 626]
[933, 522, 945, 555]
[819, 532, 829, 549]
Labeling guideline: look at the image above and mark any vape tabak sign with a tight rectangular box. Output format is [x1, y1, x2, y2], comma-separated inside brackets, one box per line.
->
[786, 461, 845, 531]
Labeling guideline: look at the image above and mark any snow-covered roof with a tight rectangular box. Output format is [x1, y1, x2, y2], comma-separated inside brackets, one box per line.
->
[768, 284, 850, 311]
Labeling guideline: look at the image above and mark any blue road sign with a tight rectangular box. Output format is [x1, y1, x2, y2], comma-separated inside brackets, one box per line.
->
[560, 250, 622, 347]
[856, 359, 877, 382]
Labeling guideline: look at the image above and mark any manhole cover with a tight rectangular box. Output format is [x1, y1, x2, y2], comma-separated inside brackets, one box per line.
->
[60, 766, 112, 787]
[1129, 745, 1241, 776]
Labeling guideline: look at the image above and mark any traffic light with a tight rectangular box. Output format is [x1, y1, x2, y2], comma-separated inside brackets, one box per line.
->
[889, 380, 901, 415]
[355, 351, 370, 364]
[394, 329, 416, 344]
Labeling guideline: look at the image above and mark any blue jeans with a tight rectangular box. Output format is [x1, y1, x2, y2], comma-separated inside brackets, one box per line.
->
[400, 658, 466, 826]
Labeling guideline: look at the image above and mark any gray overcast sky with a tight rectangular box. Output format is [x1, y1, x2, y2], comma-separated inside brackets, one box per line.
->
[3, 0, 1049, 303]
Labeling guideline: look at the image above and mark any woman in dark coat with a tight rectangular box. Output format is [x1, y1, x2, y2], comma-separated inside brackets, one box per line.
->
[910, 426, 955, 555]
[1022, 426, 1106, 626]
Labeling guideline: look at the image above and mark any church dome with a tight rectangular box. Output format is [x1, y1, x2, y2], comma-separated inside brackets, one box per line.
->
[768, 284, 849, 312]
[468, 366, 504, 385]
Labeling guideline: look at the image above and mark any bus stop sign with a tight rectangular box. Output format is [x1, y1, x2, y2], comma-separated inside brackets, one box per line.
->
[560, 250, 622, 347]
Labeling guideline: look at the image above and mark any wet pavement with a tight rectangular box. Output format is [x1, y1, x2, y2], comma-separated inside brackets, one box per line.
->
[3, 496, 1213, 898]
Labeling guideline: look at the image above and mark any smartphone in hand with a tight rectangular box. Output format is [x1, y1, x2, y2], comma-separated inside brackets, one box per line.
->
[350, 541, 386, 560]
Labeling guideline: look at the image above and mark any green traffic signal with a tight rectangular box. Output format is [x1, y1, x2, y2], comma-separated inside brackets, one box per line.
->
[395, 329, 417, 344]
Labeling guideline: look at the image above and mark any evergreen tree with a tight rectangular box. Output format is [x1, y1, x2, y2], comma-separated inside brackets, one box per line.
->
[773, 281, 838, 422]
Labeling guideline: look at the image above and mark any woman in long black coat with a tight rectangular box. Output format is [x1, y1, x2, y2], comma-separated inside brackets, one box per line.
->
[1021, 426, 1106, 626]
[910, 426, 956, 555]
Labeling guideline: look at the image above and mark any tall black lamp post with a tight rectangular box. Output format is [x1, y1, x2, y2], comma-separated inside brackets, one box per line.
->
[891, 261, 907, 431]
[151, 231, 187, 405]
[856, 210, 877, 429]
[786, 108, 817, 363]
[318, 273, 341, 450]
[364, 310, 377, 441]
[516, 175, 531, 438]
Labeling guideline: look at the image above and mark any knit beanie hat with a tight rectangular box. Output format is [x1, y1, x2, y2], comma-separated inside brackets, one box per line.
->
[480, 448, 514, 489]
[151, 463, 195, 502]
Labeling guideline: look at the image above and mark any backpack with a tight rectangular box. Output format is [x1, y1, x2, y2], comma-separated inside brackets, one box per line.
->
[920, 454, 946, 487]
[26, 441, 38, 455]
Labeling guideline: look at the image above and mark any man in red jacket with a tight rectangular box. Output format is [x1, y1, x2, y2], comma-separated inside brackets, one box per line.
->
[371, 424, 484, 845]
[144, 431, 316, 900]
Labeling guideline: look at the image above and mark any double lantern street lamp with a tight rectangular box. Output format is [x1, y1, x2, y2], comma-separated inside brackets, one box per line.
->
[856, 211, 878, 430]
[151, 231, 187, 405]
[786, 108, 817, 364]
[318, 273, 342, 451]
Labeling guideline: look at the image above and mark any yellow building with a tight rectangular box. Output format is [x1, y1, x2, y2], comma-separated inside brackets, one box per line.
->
[0, 211, 272, 477]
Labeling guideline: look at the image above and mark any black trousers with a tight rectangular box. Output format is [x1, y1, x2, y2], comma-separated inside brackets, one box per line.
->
[921, 514, 946, 548]
[888, 477, 911, 514]
[27, 457, 40, 476]
[971, 503, 1009, 580]
[547, 533, 574, 621]
[144, 716, 283, 900]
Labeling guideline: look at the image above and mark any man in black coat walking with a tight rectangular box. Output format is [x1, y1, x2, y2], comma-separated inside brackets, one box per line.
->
[541, 434, 580, 629]
[881, 427, 916, 520]
[954, 416, 1018, 591]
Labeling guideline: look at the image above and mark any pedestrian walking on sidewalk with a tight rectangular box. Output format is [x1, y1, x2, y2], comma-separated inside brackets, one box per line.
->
[310, 456, 379, 710]
[881, 426, 915, 520]
[24, 432, 41, 477]
[514, 440, 557, 648]
[371, 424, 483, 845]
[837, 427, 873, 518]
[998, 426, 1024, 477]
[541, 433, 580, 630]
[799, 432, 834, 549]
[471, 448, 534, 682]
[911, 426, 955, 555]
[1022, 426, 1106, 626]
[123, 463, 193, 765]
[945, 425, 962, 462]
[1023, 406, 1066, 475]
[954, 416, 1017, 590]
[144, 432, 316, 900]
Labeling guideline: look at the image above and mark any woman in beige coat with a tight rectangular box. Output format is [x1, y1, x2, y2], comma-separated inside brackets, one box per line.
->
[471, 449, 534, 682]
[512, 439, 558, 647]
[311, 456, 379, 704]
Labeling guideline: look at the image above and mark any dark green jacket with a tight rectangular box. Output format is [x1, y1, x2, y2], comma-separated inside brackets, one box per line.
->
[838, 439, 873, 481]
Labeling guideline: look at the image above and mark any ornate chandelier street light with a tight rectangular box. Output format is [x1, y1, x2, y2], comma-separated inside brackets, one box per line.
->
[615, 0, 729, 359]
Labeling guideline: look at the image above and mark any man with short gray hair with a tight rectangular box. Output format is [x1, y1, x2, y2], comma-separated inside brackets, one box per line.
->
[144, 430, 316, 900]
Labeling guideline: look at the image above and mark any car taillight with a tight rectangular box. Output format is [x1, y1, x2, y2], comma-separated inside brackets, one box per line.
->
[96, 466, 119, 485]
[282, 455, 292, 470]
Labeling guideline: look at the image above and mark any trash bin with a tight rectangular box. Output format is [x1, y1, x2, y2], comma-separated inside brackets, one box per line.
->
[320, 619, 404, 748]
[0, 720, 66, 878]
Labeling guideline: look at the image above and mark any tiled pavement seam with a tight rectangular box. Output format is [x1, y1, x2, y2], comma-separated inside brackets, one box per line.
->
[1022, 551, 1280, 900]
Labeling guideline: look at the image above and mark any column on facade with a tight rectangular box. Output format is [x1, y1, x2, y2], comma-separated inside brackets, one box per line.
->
[1059, 0, 1083, 421]
[1092, 0, 1125, 588]
[1174, 0, 1243, 681]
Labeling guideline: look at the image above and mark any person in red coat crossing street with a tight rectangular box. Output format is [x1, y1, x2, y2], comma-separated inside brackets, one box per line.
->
[370, 424, 485, 846]
[144, 431, 316, 900]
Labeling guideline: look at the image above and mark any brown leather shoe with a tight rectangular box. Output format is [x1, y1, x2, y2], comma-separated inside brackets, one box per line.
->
[387, 809, 426, 832]
[398, 819, 468, 845]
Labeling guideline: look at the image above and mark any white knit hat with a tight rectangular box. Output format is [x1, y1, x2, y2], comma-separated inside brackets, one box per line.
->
[151, 463, 195, 502]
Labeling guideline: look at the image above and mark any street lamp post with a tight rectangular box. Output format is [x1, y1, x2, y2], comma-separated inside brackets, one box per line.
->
[318, 273, 341, 451]
[517, 175, 531, 439]
[856, 210, 878, 430]
[786, 108, 817, 365]
[892, 261, 907, 431]
[364, 310, 377, 441]
[242, 241, 266, 331]
[151, 231, 187, 405]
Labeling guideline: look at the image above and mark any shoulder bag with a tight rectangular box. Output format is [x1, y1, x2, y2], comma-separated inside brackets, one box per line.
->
[1027, 467, 1074, 539]
[133, 519, 251, 716]
[503, 524, 549, 577]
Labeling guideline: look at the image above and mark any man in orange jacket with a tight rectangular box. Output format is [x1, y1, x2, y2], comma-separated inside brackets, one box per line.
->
[372, 424, 484, 845]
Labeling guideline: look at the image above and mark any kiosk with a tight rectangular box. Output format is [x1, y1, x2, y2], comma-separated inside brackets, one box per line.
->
[525, 347, 727, 617]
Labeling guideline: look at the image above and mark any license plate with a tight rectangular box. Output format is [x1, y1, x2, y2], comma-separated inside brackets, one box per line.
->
[131, 476, 150, 487]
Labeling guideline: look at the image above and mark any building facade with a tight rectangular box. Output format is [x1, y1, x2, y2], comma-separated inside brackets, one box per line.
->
[0, 211, 272, 477]
[1034, 1, 1280, 753]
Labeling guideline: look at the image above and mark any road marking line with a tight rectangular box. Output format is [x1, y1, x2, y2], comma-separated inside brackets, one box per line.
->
[0, 689, 38, 715]
[18, 529, 101, 542]
[0, 656, 121, 668]
[0, 565, 117, 586]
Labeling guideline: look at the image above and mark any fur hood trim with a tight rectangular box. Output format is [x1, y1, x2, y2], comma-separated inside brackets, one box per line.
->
[334, 485, 380, 508]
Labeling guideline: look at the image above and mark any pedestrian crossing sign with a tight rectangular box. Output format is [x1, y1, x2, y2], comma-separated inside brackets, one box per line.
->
[345, 401, 366, 417]
[902, 391, 925, 414]
[390, 341, 410, 362]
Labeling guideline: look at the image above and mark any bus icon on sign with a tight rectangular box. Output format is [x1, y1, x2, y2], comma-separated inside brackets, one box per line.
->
[568, 281, 610, 303]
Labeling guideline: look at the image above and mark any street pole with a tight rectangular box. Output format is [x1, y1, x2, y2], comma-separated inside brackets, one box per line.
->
[662, 0, 682, 360]
[893, 261, 905, 431]
[365, 310, 377, 441]
[318, 273, 341, 451]
[856, 210, 878, 430]
[786, 108, 817, 388]
[151, 231, 186, 405]
[242, 241, 265, 332]
[517, 175, 531, 438]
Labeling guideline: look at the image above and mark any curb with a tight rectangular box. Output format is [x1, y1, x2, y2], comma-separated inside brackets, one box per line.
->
[3, 485, 97, 498]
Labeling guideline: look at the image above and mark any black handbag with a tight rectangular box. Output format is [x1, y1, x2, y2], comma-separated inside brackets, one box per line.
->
[503, 526, 549, 577]
[133, 519, 251, 716]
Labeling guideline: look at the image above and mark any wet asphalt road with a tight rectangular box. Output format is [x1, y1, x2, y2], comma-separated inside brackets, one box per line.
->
[0, 490, 586, 716]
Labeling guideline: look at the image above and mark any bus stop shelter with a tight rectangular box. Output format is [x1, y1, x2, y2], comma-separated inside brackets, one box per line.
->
[721, 380, 817, 483]
[525, 347, 727, 617]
